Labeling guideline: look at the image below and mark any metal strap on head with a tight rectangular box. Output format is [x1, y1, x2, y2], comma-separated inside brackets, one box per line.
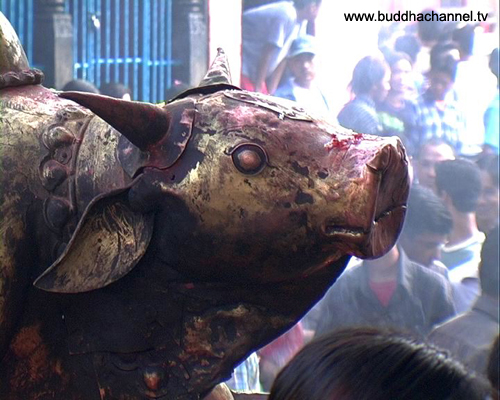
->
[224, 91, 314, 122]
[117, 97, 197, 178]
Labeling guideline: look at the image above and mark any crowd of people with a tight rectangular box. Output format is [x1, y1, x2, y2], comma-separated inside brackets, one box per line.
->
[59, 1, 499, 397]
[224, 0, 500, 398]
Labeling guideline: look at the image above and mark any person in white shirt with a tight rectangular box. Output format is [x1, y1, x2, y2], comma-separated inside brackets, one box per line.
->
[274, 35, 331, 118]
[435, 158, 485, 313]
[241, 0, 322, 94]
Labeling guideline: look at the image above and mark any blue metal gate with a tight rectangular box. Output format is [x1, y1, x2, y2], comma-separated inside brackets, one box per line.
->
[0, 0, 34, 63]
[67, 0, 175, 103]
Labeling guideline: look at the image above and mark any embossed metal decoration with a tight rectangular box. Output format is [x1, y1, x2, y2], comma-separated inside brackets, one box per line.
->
[0, 13, 409, 400]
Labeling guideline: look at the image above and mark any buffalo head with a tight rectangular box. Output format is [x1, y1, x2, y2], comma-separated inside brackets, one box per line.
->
[0, 19, 409, 397]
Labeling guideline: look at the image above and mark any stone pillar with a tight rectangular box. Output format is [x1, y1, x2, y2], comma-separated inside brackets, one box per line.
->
[172, 0, 208, 86]
[33, 0, 73, 89]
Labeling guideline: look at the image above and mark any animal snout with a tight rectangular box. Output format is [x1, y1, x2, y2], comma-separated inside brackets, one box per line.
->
[323, 139, 409, 259]
[363, 141, 409, 258]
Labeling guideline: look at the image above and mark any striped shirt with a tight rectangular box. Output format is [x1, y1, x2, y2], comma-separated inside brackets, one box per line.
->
[415, 91, 465, 152]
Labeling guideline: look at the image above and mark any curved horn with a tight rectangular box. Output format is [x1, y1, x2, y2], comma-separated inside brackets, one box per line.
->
[59, 91, 170, 151]
[198, 47, 233, 86]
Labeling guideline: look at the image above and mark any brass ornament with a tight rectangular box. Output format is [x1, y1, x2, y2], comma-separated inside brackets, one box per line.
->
[0, 12, 409, 399]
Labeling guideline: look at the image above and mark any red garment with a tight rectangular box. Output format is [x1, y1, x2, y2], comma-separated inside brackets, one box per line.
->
[369, 280, 397, 307]
[240, 74, 269, 94]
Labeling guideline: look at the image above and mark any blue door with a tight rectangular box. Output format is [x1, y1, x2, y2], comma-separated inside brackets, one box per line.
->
[67, 0, 176, 102]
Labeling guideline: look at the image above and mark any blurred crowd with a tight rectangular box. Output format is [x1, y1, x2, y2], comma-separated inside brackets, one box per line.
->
[229, 1, 500, 398]
[59, 1, 499, 398]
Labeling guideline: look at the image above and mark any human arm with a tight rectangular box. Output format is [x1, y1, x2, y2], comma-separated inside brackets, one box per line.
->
[425, 273, 456, 331]
[203, 384, 268, 399]
[266, 57, 288, 95]
[337, 101, 381, 136]
[253, 43, 278, 94]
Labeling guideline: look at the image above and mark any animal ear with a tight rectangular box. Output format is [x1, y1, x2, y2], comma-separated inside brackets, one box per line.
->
[34, 189, 154, 293]
[59, 93, 196, 177]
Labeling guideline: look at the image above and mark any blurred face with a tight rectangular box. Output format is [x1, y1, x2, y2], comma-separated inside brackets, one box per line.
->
[401, 233, 448, 267]
[390, 59, 413, 96]
[429, 71, 453, 101]
[477, 171, 500, 233]
[304, 2, 321, 20]
[289, 53, 316, 87]
[373, 68, 391, 103]
[415, 143, 455, 192]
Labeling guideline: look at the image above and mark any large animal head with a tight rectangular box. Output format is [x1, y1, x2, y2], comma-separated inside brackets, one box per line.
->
[35, 49, 409, 293]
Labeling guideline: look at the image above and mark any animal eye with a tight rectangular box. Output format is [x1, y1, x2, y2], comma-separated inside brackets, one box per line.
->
[231, 144, 268, 175]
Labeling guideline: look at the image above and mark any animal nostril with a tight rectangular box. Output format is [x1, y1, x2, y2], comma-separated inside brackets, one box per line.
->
[366, 144, 392, 173]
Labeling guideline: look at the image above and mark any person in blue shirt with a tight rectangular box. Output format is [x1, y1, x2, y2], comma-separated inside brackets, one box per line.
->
[225, 352, 261, 392]
[484, 48, 499, 154]
[274, 35, 330, 118]
[337, 55, 390, 135]
[241, 0, 322, 94]
[415, 49, 465, 153]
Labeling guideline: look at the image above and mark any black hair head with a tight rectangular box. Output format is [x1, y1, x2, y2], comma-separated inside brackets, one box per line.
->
[430, 41, 460, 69]
[384, 50, 412, 69]
[479, 226, 499, 297]
[61, 79, 100, 94]
[418, 9, 444, 43]
[350, 55, 388, 96]
[416, 138, 455, 161]
[402, 184, 453, 238]
[435, 158, 482, 213]
[487, 335, 499, 392]
[452, 24, 476, 58]
[477, 154, 499, 188]
[430, 42, 460, 80]
[394, 34, 421, 64]
[489, 48, 499, 80]
[99, 82, 132, 99]
[269, 327, 490, 400]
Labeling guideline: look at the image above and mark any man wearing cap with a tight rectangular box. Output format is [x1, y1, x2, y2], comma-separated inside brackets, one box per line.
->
[241, 0, 322, 94]
[274, 34, 331, 118]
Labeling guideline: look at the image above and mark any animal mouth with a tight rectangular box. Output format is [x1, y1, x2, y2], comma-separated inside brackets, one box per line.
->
[322, 204, 407, 258]
[323, 225, 365, 238]
[323, 204, 404, 236]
